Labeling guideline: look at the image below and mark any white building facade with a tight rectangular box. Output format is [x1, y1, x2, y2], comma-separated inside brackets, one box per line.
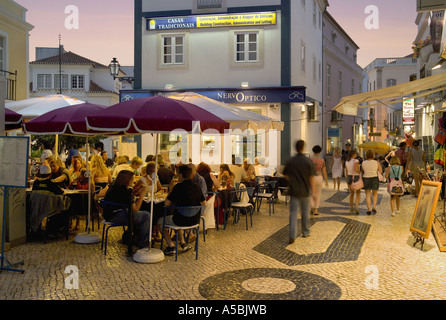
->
[362, 56, 417, 145]
[29, 48, 122, 106]
[126, 0, 328, 165]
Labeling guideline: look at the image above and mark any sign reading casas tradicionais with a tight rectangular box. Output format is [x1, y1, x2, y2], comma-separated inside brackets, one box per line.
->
[147, 12, 276, 30]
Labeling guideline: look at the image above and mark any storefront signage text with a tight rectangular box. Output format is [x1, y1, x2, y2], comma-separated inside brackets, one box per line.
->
[403, 99, 415, 125]
[147, 12, 276, 30]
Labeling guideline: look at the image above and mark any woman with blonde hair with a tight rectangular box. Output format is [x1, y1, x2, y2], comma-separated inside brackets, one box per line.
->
[90, 154, 112, 189]
[112, 156, 132, 179]
[331, 147, 343, 191]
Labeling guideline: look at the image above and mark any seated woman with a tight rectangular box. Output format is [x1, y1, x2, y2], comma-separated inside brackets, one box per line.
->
[103, 170, 150, 249]
[90, 154, 112, 190]
[49, 156, 71, 189]
[67, 168, 93, 231]
[138, 161, 164, 243]
[130, 156, 143, 176]
[197, 162, 220, 192]
[69, 154, 84, 184]
[112, 156, 132, 179]
[138, 161, 162, 194]
[217, 164, 235, 188]
[32, 165, 64, 195]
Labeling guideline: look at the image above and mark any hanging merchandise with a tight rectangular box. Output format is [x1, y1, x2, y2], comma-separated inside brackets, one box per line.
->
[434, 145, 445, 166]
[435, 127, 446, 145]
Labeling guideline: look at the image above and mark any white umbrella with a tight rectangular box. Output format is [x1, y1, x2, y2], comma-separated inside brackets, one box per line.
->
[6, 94, 85, 119]
[168, 92, 284, 132]
[6, 94, 85, 155]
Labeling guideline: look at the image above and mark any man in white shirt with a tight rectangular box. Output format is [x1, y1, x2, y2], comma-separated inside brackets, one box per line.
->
[230, 157, 247, 185]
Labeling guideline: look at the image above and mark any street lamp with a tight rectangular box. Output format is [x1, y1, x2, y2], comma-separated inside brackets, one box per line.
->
[108, 57, 134, 84]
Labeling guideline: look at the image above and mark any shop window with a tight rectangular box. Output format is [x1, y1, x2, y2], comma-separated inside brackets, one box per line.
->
[71, 75, 84, 89]
[37, 74, 52, 89]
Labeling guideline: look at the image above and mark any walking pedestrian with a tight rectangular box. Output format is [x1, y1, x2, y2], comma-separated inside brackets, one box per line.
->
[361, 150, 382, 215]
[385, 156, 404, 216]
[331, 147, 343, 191]
[406, 140, 426, 196]
[310, 145, 329, 215]
[283, 140, 316, 243]
[345, 149, 361, 214]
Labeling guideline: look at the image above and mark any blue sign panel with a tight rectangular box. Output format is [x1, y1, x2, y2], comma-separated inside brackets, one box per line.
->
[120, 87, 306, 104]
[327, 128, 340, 138]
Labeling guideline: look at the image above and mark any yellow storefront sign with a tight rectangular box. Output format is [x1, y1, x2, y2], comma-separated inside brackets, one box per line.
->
[196, 12, 276, 28]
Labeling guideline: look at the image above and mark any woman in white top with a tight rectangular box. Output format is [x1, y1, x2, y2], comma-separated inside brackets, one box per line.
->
[331, 147, 343, 191]
[345, 149, 361, 214]
[361, 150, 382, 215]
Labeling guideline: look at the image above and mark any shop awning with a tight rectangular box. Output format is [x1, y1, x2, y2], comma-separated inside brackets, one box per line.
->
[333, 72, 446, 116]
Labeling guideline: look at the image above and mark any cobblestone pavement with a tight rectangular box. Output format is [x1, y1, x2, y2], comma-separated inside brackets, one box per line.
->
[2, 181, 446, 301]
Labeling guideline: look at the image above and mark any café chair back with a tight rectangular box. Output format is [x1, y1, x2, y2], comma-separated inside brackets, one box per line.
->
[98, 200, 129, 256]
[255, 180, 277, 215]
[161, 206, 204, 261]
[228, 187, 255, 230]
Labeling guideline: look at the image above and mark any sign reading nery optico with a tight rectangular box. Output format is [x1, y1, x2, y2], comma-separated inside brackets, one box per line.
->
[147, 12, 276, 30]
[120, 87, 306, 104]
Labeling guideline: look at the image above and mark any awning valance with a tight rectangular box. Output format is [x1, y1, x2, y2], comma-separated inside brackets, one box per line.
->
[333, 72, 446, 115]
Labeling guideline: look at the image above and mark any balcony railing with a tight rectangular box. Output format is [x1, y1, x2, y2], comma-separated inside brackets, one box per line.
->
[0, 69, 17, 101]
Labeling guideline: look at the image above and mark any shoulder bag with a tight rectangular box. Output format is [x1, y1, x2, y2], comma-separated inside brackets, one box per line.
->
[351, 171, 364, 191]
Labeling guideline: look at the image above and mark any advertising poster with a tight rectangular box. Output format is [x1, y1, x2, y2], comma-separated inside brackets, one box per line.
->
[403, 99, 415, 125]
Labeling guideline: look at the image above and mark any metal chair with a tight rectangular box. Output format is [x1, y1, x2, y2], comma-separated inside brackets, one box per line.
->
[98, 200, 128, 256]
[278, 186, 290, 206]
[161, 206, 204, 261]
[255, 180, 277, 215]
[228, 187, 255, 230]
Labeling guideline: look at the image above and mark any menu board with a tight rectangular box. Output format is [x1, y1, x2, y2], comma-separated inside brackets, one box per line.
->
[403, 99, 415, 125]
[0, 136, 29, 188]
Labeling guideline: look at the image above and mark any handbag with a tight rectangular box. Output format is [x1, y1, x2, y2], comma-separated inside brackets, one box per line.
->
[351, 172, 364, 191]
[378, 171, 384, 182]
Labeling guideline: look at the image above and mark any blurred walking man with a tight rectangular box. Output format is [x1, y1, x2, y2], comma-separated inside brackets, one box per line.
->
[283, 140, 316, 243]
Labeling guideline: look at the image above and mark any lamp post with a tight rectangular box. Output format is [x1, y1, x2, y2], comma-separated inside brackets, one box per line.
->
[108, 58, 134, 84]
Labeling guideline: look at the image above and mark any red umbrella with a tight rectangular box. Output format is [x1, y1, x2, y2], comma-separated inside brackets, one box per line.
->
[86, 96, 229, 134]
[85, 96, 230, 263]
[23, 102, 111, 244]
[23, 102, 108, 136]
[5, 108, 23, 131]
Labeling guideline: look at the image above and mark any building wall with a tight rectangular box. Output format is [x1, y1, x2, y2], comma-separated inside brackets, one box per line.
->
[0, 0, 33, 100]
[323, 11, 363, 153]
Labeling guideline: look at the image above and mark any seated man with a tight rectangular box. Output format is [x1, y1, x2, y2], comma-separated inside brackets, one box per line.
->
[159, 164, 206, 256]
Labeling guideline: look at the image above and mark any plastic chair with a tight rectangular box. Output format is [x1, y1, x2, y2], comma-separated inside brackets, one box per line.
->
[161, 206, 204, 261]
[228, 187, 255, 230]
[98, 200, 128, 256]
[278, 186, 290, 206]
[255, 181, 277, 215]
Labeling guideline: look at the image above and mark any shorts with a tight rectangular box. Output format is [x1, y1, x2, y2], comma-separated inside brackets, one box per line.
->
[363, 176, 379, 190]
[346, 175, 360, 185]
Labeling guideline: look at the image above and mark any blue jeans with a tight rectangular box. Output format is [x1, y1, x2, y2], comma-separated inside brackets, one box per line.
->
[111, 209, 150, 248]
[289, 196, 311, 239]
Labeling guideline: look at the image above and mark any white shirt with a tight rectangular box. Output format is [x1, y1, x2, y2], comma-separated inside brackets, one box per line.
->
[345, 159, 359, 175]
[362, 159, 378, 178]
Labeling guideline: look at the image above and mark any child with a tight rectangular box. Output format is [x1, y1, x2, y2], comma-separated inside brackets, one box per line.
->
[385, 157, 404, 216]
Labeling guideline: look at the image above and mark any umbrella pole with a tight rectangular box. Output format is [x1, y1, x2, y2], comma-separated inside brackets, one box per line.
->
[74, 137, 101, 244]
[133, 132, 164, 263]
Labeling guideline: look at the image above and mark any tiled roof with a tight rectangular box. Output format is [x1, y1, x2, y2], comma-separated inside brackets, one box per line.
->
[89, 80, 114, 93]
[30, 51, 108, 69]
